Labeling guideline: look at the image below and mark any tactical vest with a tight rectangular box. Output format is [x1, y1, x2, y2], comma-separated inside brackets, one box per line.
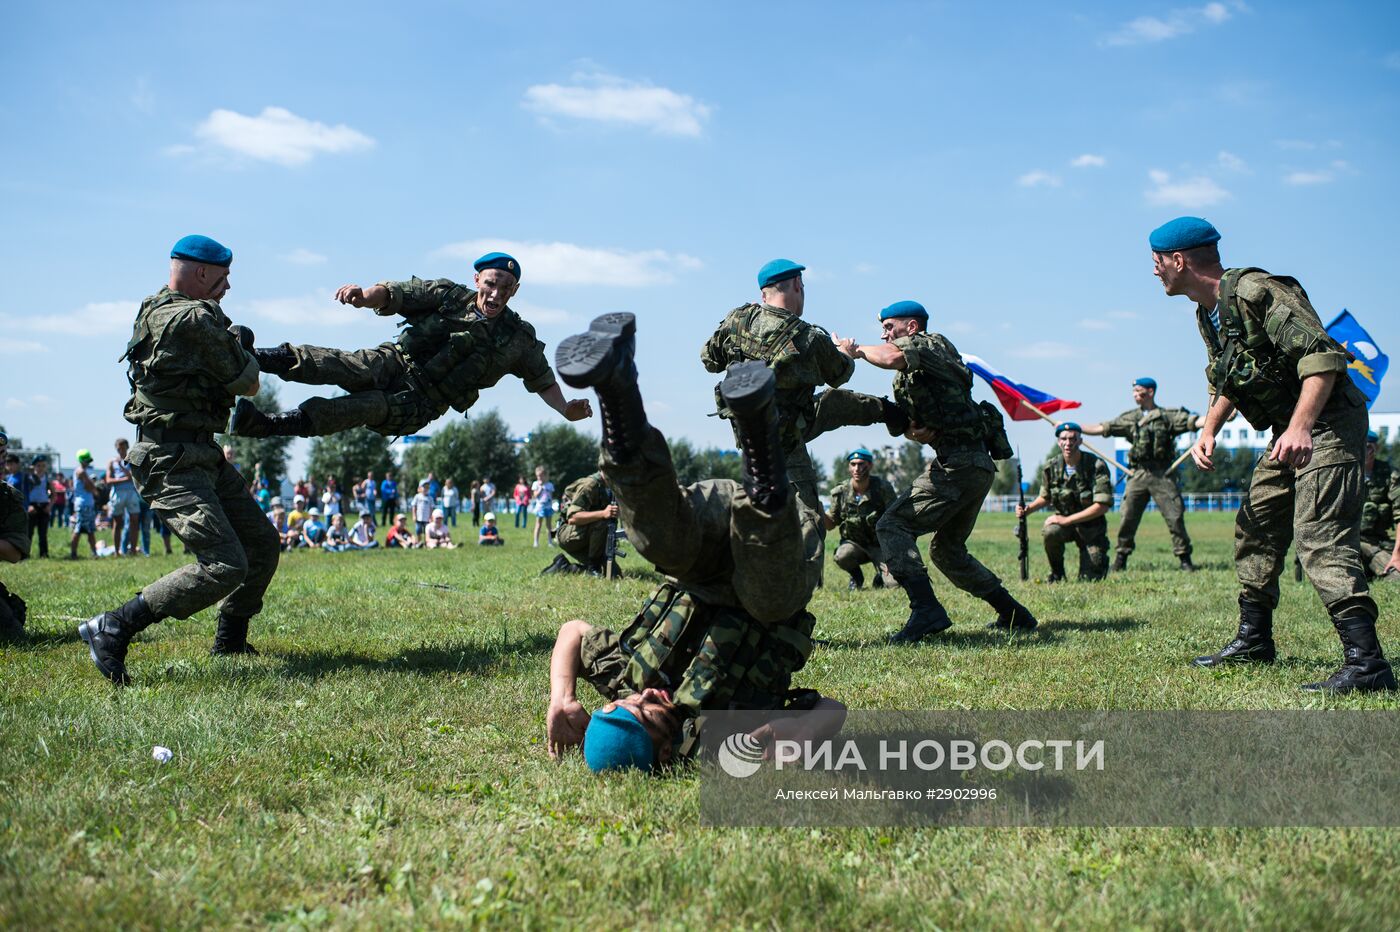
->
[121, 290, 236, 421]
[396, 287, 521, 413]
[1044, 454, 1104, 517]
[833, 477, 894, 545]
[710, 304, 817, 449]
[1128, 409, 1185, 465]
[1362, 459, 1395, 542]
[1199, 268, 1357, 431]
[893, 333, 1011, 458]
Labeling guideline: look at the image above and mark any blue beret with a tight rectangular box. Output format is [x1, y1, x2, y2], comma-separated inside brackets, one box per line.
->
[1149, 217, 1220, 253]
[170, 235, 232, 267]
[848, 448, 874, 462]
[0, 432, 7, 444]
[473, 252, 521, 280]
[879, 300, 928, 323]
[584, 706, 654, 773]
[1134, 377, 1157, 390]
[1055, 421, 1083, 436]
[1368, 430, 1380, 444]
[757, 258, 805, 288]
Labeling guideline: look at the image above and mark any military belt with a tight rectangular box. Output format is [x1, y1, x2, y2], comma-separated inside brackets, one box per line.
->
[137, 425, 214, 444]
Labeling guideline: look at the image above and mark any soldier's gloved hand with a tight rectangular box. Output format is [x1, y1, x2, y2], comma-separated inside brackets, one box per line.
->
[228, 325, 256, 352]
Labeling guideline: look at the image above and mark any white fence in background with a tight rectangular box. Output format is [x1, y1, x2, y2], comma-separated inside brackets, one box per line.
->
[982, 493, 1244, 513]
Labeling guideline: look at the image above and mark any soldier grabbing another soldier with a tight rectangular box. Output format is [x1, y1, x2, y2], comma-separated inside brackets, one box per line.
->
[1016, 422, 1114, 583]
[230, 252, 591, 439]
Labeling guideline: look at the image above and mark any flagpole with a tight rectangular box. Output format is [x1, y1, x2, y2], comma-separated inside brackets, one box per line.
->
[1017, 399, 1132, 478]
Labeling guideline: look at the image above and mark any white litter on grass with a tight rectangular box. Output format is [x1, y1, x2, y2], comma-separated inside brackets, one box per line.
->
[152, 746, 173, 764]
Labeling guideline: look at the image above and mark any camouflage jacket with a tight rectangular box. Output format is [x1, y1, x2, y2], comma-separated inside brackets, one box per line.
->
[1104, 406, 1197, 467]
[123, 287, 261, 433]
[891, 331, 994, 470]
[1040, 452, 1114, 518]
[562, 473, 610, 521]
[1, 481, 29, 560]
[579, 583, 817, 719]
[1361, 458, 1400, 543]
[380, 277, 556, 413]
[700, 303, 854, 452]
[1196, 268, 1364, 435]
[828, 475, 897, 548]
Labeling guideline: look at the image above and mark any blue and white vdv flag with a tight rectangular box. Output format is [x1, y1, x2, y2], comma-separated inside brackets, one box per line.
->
[1326, 311, 1388, 408]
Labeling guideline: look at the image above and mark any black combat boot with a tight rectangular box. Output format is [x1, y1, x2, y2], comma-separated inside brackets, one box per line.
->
[881, 397, 910, 437]
[254, 343, 297, 376]
[78, 594, 160, 685]
[1045, 554, 1067, 585]
[540, 553, 573, 576]
[1301, 611, 1398, 693]
[556, 313, 648, 463]
[888, 576, 953, 643]
[720, 361, 790, 514]
[1111, 553, 1129, 573]
[871, 573, 887, 590]
[1193, 596, 1276, 667]
[847, 568, 865, 591]
[1179, 555, 1198, 573]
[210, 612, 258, 656]
[985, 586, 1038, 631]
[229, 398, 310, 438]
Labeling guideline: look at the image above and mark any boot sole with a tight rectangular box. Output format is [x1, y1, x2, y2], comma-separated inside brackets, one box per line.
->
[888, 617, 953, 644]
[1300, 670, 1398, 693]
[719, 361, 776, 416]
[1191, 651, 1276, 668]
[78, 616, 131, 685]
[555, 313, 637, 389]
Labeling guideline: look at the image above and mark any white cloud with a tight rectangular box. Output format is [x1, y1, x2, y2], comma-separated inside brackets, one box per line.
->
[853, 261, 877, 275]
[283, 248, 327, 265]
[5, 394, 56, 410]
[1107, 310, 1142, 320]
[1283, 160, 1354, 186]
[1017, 170, 1062, 188]
[0, 339, 48, 354]
[239, 294, 364, 328]
[509, 300, 573, 327]
[434, 239, 702, 287]
[523, 73, 711, 137]
[0, 301, 135, 337]
[1102, 2, 1237, 46]
[1070, 154, 1106, 168]
[1078, 318, 1113, 331]
[946, 321, 976, 335]
[1010, 341, 1077, 360]
[1144, 169, 1230, 208]
[192, 107, 374, 166]
[1217, 151, 1247, 171]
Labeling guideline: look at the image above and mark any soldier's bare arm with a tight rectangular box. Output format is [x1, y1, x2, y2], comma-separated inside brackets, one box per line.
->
[1047, 501, 1109, 527]
[333, 283, 388, 309]
[748, 698, 847, 761]
[1079, 422, 1108, 436]
[1271, 371, 1336, 468]
[539, 383, 592, 421]
[835, 335, 907, 370]
[1191, 394, 1237, 471]
[548, 620, 594, 757]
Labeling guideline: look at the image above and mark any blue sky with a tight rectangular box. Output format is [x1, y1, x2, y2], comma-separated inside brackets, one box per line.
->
[3, 1, 1398, 476]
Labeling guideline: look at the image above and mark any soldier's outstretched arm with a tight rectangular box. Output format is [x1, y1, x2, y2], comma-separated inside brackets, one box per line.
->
[748, 698, 848, 760]
[547, 620, 593, 758]
[1079, 422, 1108, 436]
[1191, 395, 1236, 471]
[539, 383, 593, 422]
[833, 335, 906, 370]
[334, 283, 389, 309]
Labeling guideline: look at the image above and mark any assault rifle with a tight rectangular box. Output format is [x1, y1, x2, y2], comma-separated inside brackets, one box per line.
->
[604, 487, 625, 580]
[1016, 454, 1029, 582]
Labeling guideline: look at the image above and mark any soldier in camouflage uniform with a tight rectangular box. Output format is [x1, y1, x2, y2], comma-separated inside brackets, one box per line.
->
[701, 259, 908, 591]
[545, 313, 844, 771]
[1152, 216, 1394, 692]
[0, 431, 30, 637]
[835, 300, 1038, 642]
[542, 471, 619, 576]
[79, 236, 281, 684]
[1359, 430, 1400, 581]
[230, 252, 591, 438]
[1017, 423, 1114, 582]
[823, 447, 898, 590]
[1082, 377, 1203, 572]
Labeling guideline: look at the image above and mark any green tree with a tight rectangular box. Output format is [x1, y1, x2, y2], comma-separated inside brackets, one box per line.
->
[401, 411, 520, 490]
[522, 421, 598, 489]
[869, 441, 926, 491]
[216, 383, 294, 485]
[668, 437, 743, 485]
[306, 425, 398, 494]
[1178, 447, 1256, 494]
[990, 457, 1022, 496]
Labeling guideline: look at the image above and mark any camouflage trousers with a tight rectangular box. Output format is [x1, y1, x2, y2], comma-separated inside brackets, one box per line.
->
[125, 441, 280, 621]
[1360, 538, 1399, 581]
[833, 539, 896, 585]
[877, 457, 1001, 598]
[602, 426, 811, 624]
[280, 342, 445, 437]
[1043, 516, 1110, 580]
[1235, 439, 1376, 620]
[557, 520, 607, 566]
[1116, 464, 1191, 559]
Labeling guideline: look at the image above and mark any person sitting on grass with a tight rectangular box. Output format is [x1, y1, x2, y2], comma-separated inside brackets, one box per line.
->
[478, 512, 504, 546]
[269, 498, 297, 551]
[324, 513, 349, 552]
[425, 508, 455, 549]
[301, 507, 327, 549]
[544, 313, 845, 773]
[348, 511, 379, 550]
[386, 513, 418, 549]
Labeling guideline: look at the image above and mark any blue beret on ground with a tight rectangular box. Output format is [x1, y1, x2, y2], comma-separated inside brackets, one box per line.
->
[473, 252, 521, 280]
[170, 235, 232, 267]
[1055, 421, 1083, 436]
[584, 706, 655, 773]
[757, 258, 805, 288]
[1134, 377, 1157, 390]
[879, 300, 928, 323]
[848, 448, 874, 462]
[1368, 430, 1380, 443]
[1149, 217, 1220, 253]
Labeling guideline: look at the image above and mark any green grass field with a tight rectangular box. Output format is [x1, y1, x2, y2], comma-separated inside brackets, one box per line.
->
[3, 512, 1398, 929]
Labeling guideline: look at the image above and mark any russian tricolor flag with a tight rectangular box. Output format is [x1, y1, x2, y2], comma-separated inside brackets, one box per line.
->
[961, 354, 1081, 421]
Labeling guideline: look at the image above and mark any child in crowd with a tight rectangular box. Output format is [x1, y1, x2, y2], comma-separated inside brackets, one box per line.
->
[478, 512, 504, 546]
[412, 482, 434, 543]
[348, 511, 378, 550]
[301, 507, 327, 549]
[324, 513, 349, 552]
[425, 508, 455, 549]
[386, 513, 418, 549]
